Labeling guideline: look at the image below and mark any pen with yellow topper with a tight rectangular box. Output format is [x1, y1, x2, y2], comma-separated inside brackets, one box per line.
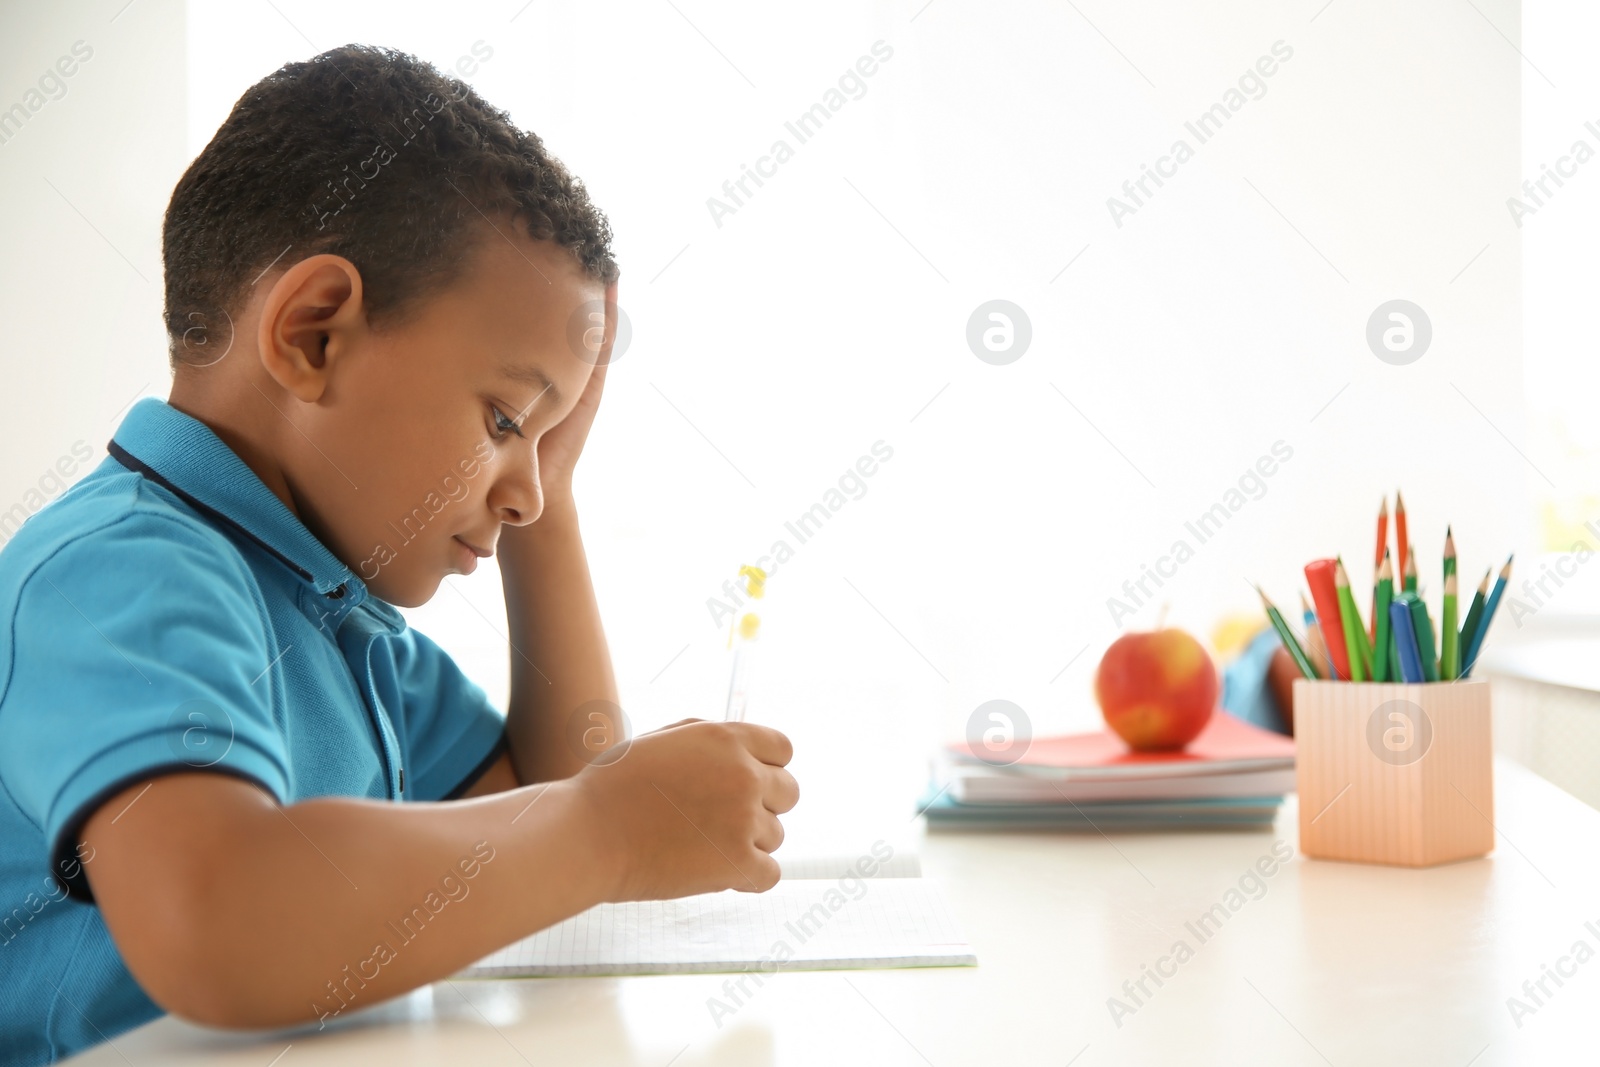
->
[724, 564, 767, 722]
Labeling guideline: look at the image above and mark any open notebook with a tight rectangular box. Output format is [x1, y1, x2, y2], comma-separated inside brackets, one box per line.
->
[458, 851, 975, 978]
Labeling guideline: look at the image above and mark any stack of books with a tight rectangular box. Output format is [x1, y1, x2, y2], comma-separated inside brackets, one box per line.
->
[919, 712, 1295, 832]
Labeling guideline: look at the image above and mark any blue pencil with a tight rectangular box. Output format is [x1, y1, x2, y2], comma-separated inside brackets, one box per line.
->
[1389, 596, 1425, 684]
[1461, 554, 1513, 678]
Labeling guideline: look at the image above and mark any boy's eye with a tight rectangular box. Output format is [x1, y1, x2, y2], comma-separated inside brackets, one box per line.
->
[490, 405, 525, 439]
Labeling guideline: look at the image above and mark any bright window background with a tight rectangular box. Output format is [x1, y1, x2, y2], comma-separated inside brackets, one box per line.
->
[182, 0, 1526, 847]
[1522, 0, 1600, 613]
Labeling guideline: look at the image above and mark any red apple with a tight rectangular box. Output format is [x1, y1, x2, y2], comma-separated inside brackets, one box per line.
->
[1094, 628, 1218, 752]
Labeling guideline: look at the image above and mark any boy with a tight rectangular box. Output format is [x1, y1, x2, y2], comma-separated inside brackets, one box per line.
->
[0, 44, 797, 1065]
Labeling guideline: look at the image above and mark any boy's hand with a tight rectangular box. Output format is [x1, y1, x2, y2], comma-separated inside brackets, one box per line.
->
[536, 280, 618, 505]
[573, 719, 799, 901]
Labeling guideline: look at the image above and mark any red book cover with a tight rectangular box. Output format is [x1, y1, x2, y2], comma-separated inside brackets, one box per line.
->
[948, 711, 1295, 779]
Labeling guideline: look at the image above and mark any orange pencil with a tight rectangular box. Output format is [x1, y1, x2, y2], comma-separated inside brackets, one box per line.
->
[1374, 496, 1389, 569]
[1395, 490, 1409, 597]
[1370, 495, 1388, 639]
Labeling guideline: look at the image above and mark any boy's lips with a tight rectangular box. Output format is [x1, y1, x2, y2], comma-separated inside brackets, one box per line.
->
[453, 535, 494, 558]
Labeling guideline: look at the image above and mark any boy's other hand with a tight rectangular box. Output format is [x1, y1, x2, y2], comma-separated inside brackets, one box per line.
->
[535, 280, 617, 505]
[573, 719, 798, 902]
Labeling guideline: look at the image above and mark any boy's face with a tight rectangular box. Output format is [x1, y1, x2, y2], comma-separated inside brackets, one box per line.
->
[283, 228, 602, 607]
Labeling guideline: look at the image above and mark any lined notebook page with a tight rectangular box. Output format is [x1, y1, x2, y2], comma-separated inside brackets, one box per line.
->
[458, 878, 974, 978]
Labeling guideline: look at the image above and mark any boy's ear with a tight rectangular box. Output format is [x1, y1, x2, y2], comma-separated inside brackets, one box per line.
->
[257, 254, 366, 403]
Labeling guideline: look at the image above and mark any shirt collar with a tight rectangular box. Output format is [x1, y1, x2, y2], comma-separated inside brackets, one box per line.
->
[107, 398, 405, 634]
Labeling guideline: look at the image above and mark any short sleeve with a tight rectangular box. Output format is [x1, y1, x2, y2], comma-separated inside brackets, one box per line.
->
[379, 628, 506, 802]
[0, 513, 292, 899]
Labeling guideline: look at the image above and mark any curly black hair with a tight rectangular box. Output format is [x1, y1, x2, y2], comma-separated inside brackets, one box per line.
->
[162, 43, 619, 369]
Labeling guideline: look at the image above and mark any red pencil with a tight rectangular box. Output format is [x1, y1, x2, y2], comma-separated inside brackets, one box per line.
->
[1304, 558, 1350, 680]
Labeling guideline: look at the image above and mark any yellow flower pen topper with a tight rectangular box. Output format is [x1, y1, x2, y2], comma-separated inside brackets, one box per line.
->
[724, 564, 766, 722]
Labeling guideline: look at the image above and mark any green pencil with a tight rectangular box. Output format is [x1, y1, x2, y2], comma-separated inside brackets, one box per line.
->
[1256, 585, 1317, 680]
[1406, 592, 1440, 682]
[1458, 568, 1490, 672]
[1388, 555, 1402, 682]
[1334, 559, 1369, 682]
[1403, 546, 1419, 594]
[1440, 528, 1459, 678]
[1372, 551, 1394, 683]
[1441, 572, 1459, 680]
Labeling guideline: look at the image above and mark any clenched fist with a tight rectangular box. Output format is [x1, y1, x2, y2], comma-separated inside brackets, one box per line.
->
[572, 719, 799, 901]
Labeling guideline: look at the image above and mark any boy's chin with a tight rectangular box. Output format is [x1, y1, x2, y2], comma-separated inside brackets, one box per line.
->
[363, 571, 437, 610]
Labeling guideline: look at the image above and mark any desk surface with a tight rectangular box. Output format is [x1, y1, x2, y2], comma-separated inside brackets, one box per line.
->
[69, 757, 1600, 1066]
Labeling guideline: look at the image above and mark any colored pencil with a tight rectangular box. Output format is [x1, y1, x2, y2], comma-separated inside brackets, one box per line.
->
[1395, 490, 1409, 597]
[1300, 591, 1329, 679]
[1304, 559, 1350, 681]
[1257, 586, 1317, 680]
[1440, 571, 1460, 679]
[1334, 559, 1369, 682]
[1372, 551, 1394, 683]
[1461, 554, 1513, 678]
[1440, 529, 1459, 678]
[1374, 497, 1389, 570]
[1457, 568, 1490, 676]
[1286, 499, 1509, 686]
[1371, 496, 1388, 640]
[1406, 591, 1440, 682]
[1389, 595, 1425, 683]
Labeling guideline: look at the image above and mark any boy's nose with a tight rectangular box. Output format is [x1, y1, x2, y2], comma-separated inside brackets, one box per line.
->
[489, 457, 542, 526]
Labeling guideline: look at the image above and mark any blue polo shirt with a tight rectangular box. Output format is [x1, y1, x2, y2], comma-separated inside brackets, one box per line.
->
[0, 398, 508, 1065]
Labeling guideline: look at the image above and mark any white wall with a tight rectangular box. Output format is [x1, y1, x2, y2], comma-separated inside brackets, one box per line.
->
[0, 0, 186, 538]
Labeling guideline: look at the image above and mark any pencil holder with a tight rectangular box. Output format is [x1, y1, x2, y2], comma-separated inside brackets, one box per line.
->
[1293, 678, 1494, 867]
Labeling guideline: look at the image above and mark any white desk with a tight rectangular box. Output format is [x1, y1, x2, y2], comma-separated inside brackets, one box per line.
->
[68, 757, 1600, 1066]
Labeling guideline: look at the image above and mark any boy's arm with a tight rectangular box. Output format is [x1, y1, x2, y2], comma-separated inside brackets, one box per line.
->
[84, 719, 796, 1030]
[495, 494, 617, 787]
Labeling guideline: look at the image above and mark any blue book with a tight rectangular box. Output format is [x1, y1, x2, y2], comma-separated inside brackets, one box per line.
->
[917, 785, 1282, 833]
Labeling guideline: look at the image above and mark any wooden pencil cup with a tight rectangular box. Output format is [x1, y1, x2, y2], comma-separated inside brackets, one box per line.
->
[1293, 679, 1494, 867]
